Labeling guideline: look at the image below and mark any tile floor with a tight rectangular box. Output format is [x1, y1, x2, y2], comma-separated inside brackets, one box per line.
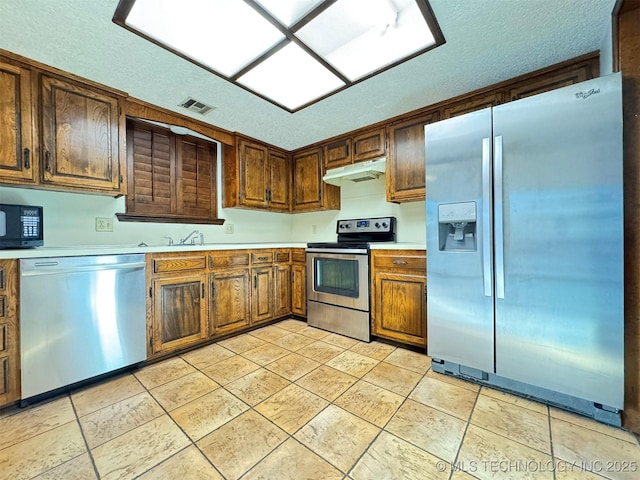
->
[2, 318, 640, 480]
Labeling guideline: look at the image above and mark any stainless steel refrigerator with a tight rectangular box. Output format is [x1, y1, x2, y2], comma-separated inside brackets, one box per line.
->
[425, 73, 623, 425]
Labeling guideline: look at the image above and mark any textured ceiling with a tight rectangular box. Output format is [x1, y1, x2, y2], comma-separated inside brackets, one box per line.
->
[0, 0, 615, 150]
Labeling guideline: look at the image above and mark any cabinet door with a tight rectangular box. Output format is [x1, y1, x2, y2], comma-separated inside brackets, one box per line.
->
[0, 260, 20, 407]
[251, 266, 274, 324]
[291, 263, 306, 316]
[176, 136, 216, 218]
[506, 64, 591, 101]
[274, 264, 292, 318]
[127, 120, 175, 215]
[40, 74, 122, 192]
[324, 136, 352, 169]
[210, 268, 250, 335]
[152, 274, 208, 354]
[292, 147, 339, 211]
[353, 127, 386, 163]
[239, 139, 269, 208]
[0, 60, 36, 183]
[269, 150, 290, 211]
[386, 112, 438, 203]
[373, 271, 426, 347]
[441, 92, 503, 119]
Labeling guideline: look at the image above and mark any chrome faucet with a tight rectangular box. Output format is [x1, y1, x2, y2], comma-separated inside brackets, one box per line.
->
[164, 236, 174, 246]
[180, 230, 200, 245]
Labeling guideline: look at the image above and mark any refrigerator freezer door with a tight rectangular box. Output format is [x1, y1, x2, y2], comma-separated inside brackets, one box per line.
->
[426, 108, 495, 372]
[493, 73, 623, 409]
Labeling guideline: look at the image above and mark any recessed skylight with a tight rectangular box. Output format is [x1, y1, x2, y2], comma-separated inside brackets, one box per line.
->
[113, 0, 444, 112]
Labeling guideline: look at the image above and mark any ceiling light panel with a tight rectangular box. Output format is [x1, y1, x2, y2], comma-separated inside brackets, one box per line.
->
[125, 0, 285, 76]
[296, 0, 436, 81]
[237, 43, 345, 110]
[254, 0, 326, 27]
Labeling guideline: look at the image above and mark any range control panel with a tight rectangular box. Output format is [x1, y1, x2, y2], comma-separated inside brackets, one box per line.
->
[337, 217, 395, 234]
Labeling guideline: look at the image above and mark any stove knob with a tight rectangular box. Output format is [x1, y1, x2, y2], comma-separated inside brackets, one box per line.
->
[344, 224, 351, 229]
[375, 222, 381, 228]
[382, 222, 388, 228]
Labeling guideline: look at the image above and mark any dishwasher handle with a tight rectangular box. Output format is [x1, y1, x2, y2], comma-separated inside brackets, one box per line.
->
[21, 262, 146, 277]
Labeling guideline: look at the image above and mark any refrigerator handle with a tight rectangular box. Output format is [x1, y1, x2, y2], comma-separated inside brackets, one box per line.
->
[482, 137, 493, 297]
[494, 135, 505, 299]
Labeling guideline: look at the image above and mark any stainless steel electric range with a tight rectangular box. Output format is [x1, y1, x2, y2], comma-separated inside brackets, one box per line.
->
[306, 217, 396, 342]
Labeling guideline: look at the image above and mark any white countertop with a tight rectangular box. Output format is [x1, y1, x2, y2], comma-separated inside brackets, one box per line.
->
[369, 243, 426, 250]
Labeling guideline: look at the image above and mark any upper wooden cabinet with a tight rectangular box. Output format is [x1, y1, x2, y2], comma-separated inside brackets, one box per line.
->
[0, 51, 126, 195]
[40, 74, 123, 192]
[291, 146, 340, 212]
[387, 112, 439, 203]
[0, 59, 36, 184]
[323, 127, 386, 169]
[120, 119, 220, 224]
[223, 138, 290, 212]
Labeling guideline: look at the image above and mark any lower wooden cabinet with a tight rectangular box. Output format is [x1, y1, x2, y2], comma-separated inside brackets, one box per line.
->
[210, 267, 251, 335]
[0, 259, 20, 407]
[371, 249, 427, 347]
[274, 262, 292, 318]
[291, 248, 306, 317]
[251, 265, 274, 324]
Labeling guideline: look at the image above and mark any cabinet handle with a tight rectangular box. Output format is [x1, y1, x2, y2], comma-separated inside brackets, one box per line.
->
[354, 143, 357, 155]
[346, 144, 349, 156]
[257, 256, 269, 261]
[254, 275, 257, 289]
[202, 283, 205, 298]
[392, 260, 408, 265]
[211, 282, 215, 296]
[23, 147, 30, 169]
[149, 286, 152, 298]
[45, 150, 52, 172]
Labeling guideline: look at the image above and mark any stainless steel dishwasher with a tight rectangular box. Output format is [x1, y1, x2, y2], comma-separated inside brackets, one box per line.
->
[20, 254, 146, 400]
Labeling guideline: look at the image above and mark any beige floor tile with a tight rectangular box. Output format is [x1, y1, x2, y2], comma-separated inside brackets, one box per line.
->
[471, 395, 550, 454]
[180, 343, 235, 369]
[0, 395, 76, 450]
[457, 425, 553, 480]
[136, 445, 223, 479]
[247, 324, 291, 342]
[170, 388, 249, 441]
[270, 332, 317, 352]
[384, 348, 430, 374]
[266, 353, 321, 381]
[242, 343, 291, 365]
[133, 357, 196, 390]
[225, 368, 291, 406]
[362, 362, 423, 396]
[79, 392, 164, 449]
[551, 417, 640, 480]
[409, 375, 477, 420]
[349, 341, 396, 361]
[297, 326, 331, 340]
[72, 374, 145, 417]
[323, 333, 360, 349]
[201, 355, 260, 385]
[92, 415, 190, 480]
[217, 333, 267, 353]
[334, 380, 404, 427]
[243, 438, 343, 480]
[480, 386, 547, 414]
[385, 399, 466, 462]
[554, 459, 610, 480]
[198, 410, 288, 480]
[550, 406, 638, 444]
[426, 369, 481, 393]
[255, 383, 329, 434]
[451, 472, 481, 480]
[150, 371, 219, 411]
[295, 404, 380, 473]
[298, 340, 346, 363]
[0, 421, 86, 480]
[275, 319, 309, 333]
[296, 365, 358, 401]
[326, 351, 380, 377]
[350, 431, 449, 480]
[32, 453, 97, 480]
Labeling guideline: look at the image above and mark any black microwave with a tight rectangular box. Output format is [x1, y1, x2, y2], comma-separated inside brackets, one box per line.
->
[0, 204, 44, 248]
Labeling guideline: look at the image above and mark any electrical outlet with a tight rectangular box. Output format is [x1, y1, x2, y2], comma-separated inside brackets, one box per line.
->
[95, 217, 113, 232]
[312, 225, 317, 234]
[224, 223, 234, 234]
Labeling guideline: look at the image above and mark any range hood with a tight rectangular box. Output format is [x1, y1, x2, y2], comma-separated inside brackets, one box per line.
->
[322, 158, 387, 186]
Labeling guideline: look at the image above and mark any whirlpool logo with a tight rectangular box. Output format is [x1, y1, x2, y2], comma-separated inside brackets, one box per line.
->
[575, 88, 600, 99]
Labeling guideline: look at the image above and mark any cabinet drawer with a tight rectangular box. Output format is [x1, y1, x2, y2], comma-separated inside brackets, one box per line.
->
[252, 252, 274, 264]
[209, 252, 250, 268]
[292, 250, 306, 263]
[274, 250, 291, 263]
[153, 256, 207, 274]
[373, 255, 426, 272]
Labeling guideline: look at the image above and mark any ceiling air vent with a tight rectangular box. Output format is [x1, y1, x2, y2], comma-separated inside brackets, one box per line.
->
[179, 97, 215, 115]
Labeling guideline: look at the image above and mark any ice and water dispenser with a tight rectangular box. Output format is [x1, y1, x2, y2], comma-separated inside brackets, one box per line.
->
[438, 202, 477, 252]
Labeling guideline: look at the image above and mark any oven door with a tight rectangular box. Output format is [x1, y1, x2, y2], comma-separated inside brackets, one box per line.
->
[306, 249, 369, 311]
